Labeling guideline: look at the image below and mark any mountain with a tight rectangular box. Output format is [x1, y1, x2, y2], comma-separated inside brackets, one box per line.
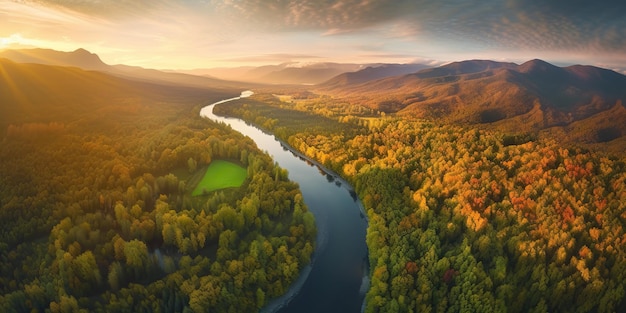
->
[183, 66, 261, 82]
[0, 48, 110, 71]
[178, 62, 432, 85]
[0, 48, 249, 89]
[317, 59, 626, 148]
[320, 63, 432, 88]
[196, 62, 369, 84]
[110, 64, 251, 89]
[256, 63, 368, 84]
[0, 58, 234, 136]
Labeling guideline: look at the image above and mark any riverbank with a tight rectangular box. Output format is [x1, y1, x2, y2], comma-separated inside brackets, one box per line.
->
[273, 137, 369, 222]
[201, 91, 317, 312]
[203, 90, 370, 313]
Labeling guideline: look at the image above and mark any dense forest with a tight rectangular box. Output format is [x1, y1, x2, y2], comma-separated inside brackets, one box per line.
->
[216, 92, 626, 312]
[0, 63, 315, 312]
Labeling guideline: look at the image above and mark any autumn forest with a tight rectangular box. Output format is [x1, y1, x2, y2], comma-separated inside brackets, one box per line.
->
[0, 59, 315, 312]
[1, 49, 626, 313]
[216, 91, 626, 312]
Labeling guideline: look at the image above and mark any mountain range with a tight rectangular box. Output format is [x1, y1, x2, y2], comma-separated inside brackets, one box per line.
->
[0, 48, 249, 89]
[316, 59, 626, 152]
[320, 63, 432, 88]
[0, 48, 110, 71]
[184, 62, 370, 85]
[2, 47, 625, 152]
[0, 57, 235, 137]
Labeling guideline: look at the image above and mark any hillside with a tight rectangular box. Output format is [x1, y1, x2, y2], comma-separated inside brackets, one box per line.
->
[0, 48, 247, 89]
[110, 64, 250, 89]
[0, 58, 234, 136]
[320, 63, 432, 88]
[0, 48, 109, 71]
[211, 90, 626, 313]
[0, 59, 314, 312]
[316, 59, 626, 149]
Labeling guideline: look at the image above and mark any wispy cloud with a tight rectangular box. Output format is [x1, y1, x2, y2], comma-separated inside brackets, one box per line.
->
[2, 0, 624, 68]
[18, 0, 626, 52]
[217, 0, 626, 52]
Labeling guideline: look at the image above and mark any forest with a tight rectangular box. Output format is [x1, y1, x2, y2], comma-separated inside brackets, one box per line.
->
[0, 70, 316, 312]
[216, 92, 626, 312]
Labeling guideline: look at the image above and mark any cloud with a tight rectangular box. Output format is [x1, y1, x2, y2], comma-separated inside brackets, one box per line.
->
[221, 0, 418, 32]
[474, 1, 626, 52]
[22, 0, 626, 54]
[3, 0, 625, 68]
[1, 1, 109, 29]
[0, 1, 118, 49]
[28, 0, 178, 19]
[212, 0, 626, 52]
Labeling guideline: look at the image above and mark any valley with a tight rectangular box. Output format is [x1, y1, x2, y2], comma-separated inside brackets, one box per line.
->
[0, 59, 316, 312]
[1, 46, 626, 312]
[202, 93, 368, 313]
[215, 90, 626, 312]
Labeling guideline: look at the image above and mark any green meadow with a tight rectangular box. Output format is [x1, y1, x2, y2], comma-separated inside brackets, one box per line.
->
[192, 160, 247, 196]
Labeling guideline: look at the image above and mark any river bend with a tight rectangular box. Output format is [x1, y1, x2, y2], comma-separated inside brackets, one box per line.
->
[200, 91, 369, 313]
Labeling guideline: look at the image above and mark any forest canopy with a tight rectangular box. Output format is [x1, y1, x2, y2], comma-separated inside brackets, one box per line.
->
[0, 63, 315, 312]
[217, 92, 626, 312]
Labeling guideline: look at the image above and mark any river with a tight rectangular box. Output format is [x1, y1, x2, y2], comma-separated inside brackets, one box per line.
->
[200, 91, 369, 313]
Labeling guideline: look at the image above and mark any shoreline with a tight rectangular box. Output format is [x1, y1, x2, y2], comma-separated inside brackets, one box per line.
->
[204, 90, 370, 312]
[201, 91, 317, 313]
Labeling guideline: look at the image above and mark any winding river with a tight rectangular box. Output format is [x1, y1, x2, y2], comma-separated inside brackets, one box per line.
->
[200, 91, 369, 313]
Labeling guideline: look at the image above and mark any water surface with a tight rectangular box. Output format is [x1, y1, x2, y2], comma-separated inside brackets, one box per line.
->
[200, 91, 369, 313]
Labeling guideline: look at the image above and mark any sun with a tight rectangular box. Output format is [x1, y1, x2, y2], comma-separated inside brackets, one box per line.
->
[0, 33, 25, 49]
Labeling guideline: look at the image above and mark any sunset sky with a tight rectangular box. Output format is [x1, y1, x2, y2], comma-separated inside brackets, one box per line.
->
[1, 0, 625, 71]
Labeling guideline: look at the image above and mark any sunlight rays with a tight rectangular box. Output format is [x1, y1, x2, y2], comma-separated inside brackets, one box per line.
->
[0, 60, 30, 113]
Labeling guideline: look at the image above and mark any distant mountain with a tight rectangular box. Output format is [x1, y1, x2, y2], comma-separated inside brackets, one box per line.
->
[0, 48, 110, 71]
[197, 62, 369, 84]
[183, 66, 258, 82]
[179, 62, 432, 85]
[0, 58, 235, 136]
[0, 48, 249, 89]
[320, 63, 432, 88]
[110, 64, 251, 89]
[317, 59, 626, 147]
[416, 60, 518, 78]
[259, 67, 348, 85]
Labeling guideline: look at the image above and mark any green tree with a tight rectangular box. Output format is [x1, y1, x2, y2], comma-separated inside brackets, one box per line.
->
[124, 239, 149, 270]
[187, 157, 197, 173]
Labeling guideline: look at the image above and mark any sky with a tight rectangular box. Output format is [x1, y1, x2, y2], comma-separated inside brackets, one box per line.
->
[0, 0, 625, 72]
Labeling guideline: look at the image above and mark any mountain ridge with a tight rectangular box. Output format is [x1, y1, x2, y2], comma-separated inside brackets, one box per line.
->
[0, 48, 249, 89]
[320, 63, 432, 88]
[0, 48, 109, 71]
[315, 59, 626, 150]
[194, 62, 370, 84]
[0, 57, 236, 137]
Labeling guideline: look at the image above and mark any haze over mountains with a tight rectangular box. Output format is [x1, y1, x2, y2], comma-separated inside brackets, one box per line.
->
[1, 48, 414, 86]
[0, 48, 110, 71]
[183, 62, 368, 85]
[0, 48, 248, 89]
[2, 47, 625, 151]
[320, 63, 432, 88]
[0, 57, 234, 138]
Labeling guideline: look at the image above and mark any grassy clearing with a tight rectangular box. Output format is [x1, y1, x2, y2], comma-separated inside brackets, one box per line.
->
[191, 160, 247, 196]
